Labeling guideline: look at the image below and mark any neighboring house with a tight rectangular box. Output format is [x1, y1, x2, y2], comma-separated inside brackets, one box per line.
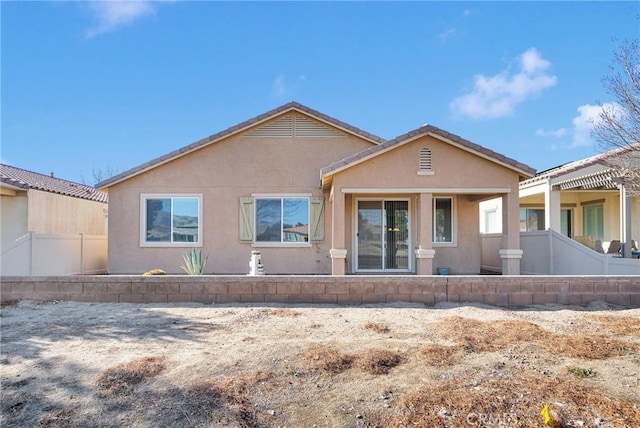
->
[518, 145, 640, 256]
[1, 164, 108, 275]
[98, 102, 535, 275]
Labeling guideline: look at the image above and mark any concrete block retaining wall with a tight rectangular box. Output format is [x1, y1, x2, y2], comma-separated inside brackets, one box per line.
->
[1, 275, 639, 307]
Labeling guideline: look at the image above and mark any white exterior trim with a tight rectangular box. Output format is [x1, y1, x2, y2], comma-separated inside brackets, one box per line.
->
[342, 188, 511, 194]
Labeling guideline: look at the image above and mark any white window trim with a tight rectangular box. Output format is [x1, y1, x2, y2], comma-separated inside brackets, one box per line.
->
[252, 194, 312, 248]
[433, 196, 457, 247]
[140, 193, 203, 247]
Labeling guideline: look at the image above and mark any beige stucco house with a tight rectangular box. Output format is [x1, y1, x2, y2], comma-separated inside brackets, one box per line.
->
[518, 145, 640, 256]
[98, 102, 535, 275]
[1, 164, 108, 275]
[1, 164, 108, 243]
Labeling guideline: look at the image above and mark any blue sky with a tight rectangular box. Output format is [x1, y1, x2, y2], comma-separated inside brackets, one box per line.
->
[2, 1, 638, 185]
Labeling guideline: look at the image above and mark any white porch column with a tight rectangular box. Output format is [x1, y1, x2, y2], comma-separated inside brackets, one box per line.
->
[620, 183, 632, 258]
[544, 185, 561, 232]
[416, 193, 435, 274]
[501, 192, 522, 275]
[330, 187, 347, 275]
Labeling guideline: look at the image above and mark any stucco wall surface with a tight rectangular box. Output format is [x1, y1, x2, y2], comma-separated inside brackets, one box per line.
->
[107, 117, 374, 274]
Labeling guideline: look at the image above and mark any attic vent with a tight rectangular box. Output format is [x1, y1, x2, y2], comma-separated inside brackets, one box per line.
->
[418, 147, 434, 175]
[245, 115, 293, 137]
[294, 114, 344, 137]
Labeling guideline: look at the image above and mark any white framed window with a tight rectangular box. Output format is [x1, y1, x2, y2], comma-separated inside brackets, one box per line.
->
[140, 194, 202, 247]
[239, 195, 324, 246]
[433, 196, 455, 244]
[484, 208, 498, 234]
[519, 208, 545, 232]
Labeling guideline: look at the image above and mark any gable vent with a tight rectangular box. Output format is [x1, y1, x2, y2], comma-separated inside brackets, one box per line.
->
[245, 115, 293, 137]
[294, 114, 344, 137]
[419, 147, 432, 171]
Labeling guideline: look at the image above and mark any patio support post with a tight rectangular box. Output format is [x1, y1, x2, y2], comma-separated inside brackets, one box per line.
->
[330, 187, 347, 275]
[416, 192, 435, 274]
[500, 192, 522, 275]
[544, 185, 561, 232]
[620, 183, 632, 258]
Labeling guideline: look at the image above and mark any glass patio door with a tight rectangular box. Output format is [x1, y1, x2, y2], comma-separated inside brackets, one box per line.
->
[356, 200, 409, 272]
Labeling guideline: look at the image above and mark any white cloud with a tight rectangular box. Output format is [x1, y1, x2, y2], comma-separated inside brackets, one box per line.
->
[449, 47, 557, 119]
[535, 128, 568, 138]
[86, 1, 156, 37]
[271, 74, 306, 99]
[437, 27, 457, 43]
[570, 102, 622, 148]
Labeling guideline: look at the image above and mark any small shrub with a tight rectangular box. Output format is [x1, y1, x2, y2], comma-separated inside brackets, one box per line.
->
[180, 249, 209, 275]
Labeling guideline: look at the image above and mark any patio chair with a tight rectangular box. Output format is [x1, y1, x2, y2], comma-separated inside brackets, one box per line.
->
[606, 240, 621, 255]
[594, 240, 605, 253]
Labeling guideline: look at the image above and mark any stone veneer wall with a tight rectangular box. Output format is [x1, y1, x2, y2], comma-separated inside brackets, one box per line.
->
[1, 275, 638, 307]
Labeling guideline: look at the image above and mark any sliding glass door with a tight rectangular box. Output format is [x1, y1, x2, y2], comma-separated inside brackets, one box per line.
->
[356, 200, 409, 272]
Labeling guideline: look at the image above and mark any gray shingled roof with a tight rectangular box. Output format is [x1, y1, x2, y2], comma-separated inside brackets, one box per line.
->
[97, 102, 386, 189]
[321, 124, 536, 179]
[0, 164, 108, 203]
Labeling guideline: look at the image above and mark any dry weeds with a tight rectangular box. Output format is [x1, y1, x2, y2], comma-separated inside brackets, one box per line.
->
[590, 314, 640, 335]
[95, 356, 166, 396]
[37, 406, 77, 427]
[381, 372, 640, 427]
[355, 349, 405, 375]
[434, 316, 639, 359]
[420, 344, 464, 367]
[303, 346, 354, 375]
[363, 321, 390, 334]
[2, 301, 639, 427]
[269, 308, 301, 317]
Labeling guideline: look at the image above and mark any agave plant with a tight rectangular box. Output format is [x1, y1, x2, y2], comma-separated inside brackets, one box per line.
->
[180, 248, 209, 275]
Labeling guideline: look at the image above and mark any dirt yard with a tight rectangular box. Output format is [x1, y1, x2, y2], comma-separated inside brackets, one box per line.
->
[1, 299, 639, 427]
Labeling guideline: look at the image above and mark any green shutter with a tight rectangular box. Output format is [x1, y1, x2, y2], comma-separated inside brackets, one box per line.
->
[309, 197, 325, 242]
[239, 197, 254, 241]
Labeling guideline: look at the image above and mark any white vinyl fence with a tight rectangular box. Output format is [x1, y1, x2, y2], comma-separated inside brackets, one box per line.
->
[481, 230, 640, 275]
[1, 232, 107, 276]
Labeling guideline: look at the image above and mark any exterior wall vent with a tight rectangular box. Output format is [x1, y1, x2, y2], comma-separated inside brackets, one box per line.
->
[420, 148, 432, 171]
[294, 114, 344, 137]
[244, 114, 345, 138]
[245, 115, 293, 137]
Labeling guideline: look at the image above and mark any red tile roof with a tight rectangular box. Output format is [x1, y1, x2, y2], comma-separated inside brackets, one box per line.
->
[0, 164, 108, 203]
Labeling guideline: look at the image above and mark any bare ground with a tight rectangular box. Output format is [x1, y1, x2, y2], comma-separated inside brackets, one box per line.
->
[1, 299, 639, 427]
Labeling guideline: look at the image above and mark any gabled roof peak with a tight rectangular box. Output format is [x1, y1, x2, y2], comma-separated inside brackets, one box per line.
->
[97, 101, 385, 189]
[321, 123, 536, 181]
